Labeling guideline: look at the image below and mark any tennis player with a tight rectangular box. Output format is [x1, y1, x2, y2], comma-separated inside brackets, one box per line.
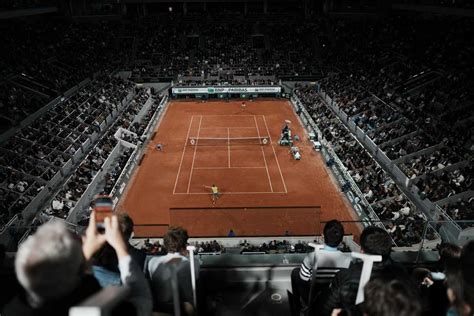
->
[155, 143, 163, 151]
[204, 184, 220, 204]
[241, 101, 246, 112]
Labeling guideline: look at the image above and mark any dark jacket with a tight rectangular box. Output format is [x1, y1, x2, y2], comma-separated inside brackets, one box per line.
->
[2, 274, 101, 316]
[314, 258, 408, 316]
[129, 245, 146, 271]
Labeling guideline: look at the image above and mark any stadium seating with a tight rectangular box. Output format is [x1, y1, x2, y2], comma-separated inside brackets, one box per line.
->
[0, 76, 135, 230]
[295, 87, 439, 247]
[0, 9, 473, 316]
[0, 10, 471, 244]
[43, 87, 162, 223]
[313, 15, 473, 228]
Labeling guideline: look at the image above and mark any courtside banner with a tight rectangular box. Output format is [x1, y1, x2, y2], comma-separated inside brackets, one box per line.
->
[172, 86, 281, 95]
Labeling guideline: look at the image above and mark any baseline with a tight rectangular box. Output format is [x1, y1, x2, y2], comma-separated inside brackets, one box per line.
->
[193, 167, 266, 170]
[199, 126, 257, 129]
[173, 191, 287, 195]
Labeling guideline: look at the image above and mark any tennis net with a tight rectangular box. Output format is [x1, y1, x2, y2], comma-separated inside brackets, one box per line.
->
[188, 136, 270, 146]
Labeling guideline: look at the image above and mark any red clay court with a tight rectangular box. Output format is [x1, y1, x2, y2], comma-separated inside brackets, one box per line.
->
[119, 99, 358, 237]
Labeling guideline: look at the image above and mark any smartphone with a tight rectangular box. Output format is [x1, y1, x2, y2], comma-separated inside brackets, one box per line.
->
[92, 195, 114, 231]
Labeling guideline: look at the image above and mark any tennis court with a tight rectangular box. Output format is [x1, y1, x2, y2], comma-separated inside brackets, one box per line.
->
[119, 100, 358, 237]
[173, 114, 287, 195]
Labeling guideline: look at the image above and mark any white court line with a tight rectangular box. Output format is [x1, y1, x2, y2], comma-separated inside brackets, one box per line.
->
[173, 116, 194, 194]
[173, 191, 287, 195]
[199, 126, 257, 129]
[227, 127, 231, 168]
[254, 115, 273, 192]
[193, 166, 266, 170]
[186, 116, 203, 193]
[263, 115, 288, 193]
[195, 115, 256, 117]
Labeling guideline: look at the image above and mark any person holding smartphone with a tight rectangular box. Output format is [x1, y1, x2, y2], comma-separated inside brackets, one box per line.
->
[3, 212, 152, 316]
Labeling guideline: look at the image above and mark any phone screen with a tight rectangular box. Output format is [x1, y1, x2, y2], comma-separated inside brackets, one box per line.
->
[93, 196, 114, 226]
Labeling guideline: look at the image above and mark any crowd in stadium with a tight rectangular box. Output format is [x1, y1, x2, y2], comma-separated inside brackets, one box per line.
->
[319, 17, 472, 164]
[291, 220, 474, 316]
[0, 75, 163, 228]
[0, 5, 473, 315]
[174, 78, 278, 87]
[43, 86, 160, 221]
[315, 15, 473, 222]
[0, 84, 47, 133]
[442, 199, 474, 229]
[0, 12, 471, 240]
[0, 20, 131, 132]
[0, 75, 131, 224]
[193, 240, 224, 254]
[2, 215, 473, 316]
[398, 147, 461, 179]
[130, 14, 321, 81]
[141, 239, 226, 255]
[0, 0, 54, 10]
[295, 87, 434, 247]
[239, 239, 315, 254]
[141, 238, 315, 255]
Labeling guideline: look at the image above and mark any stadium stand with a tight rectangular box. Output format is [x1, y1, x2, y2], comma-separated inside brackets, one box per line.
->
[0, 4, 474, 316]
[0, 75, 134, 229]
[310, 15, 473, 227]
[294, 87, 438, 247]
[130, 14, 323, 83]
[41, 87, 163, 224]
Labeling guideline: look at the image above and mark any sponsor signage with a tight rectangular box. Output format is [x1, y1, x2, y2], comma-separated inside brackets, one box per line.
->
[172, 86, 281, 95]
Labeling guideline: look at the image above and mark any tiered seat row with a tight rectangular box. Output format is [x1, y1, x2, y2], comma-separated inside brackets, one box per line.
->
[0, 76, 134, 230]
[295, 87, 437, 246]
[44, 87, 163, 223]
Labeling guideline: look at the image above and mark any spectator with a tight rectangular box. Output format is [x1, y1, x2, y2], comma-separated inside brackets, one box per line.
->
[316, 226, 408, 316]
[291, 220, 351, 312]
[91, 243, 122, 288]
[436, 242, 463, 277]
[193, 240, 224, 254]
[445, 241, 474, 316]
[360, 277, 422, 316]
[2, 212, 152, 316]
[413, 242, 462, 316]
[90, 213, 146, 287]
[144, 226, 199, 315]
[118, 212, 147, 270]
